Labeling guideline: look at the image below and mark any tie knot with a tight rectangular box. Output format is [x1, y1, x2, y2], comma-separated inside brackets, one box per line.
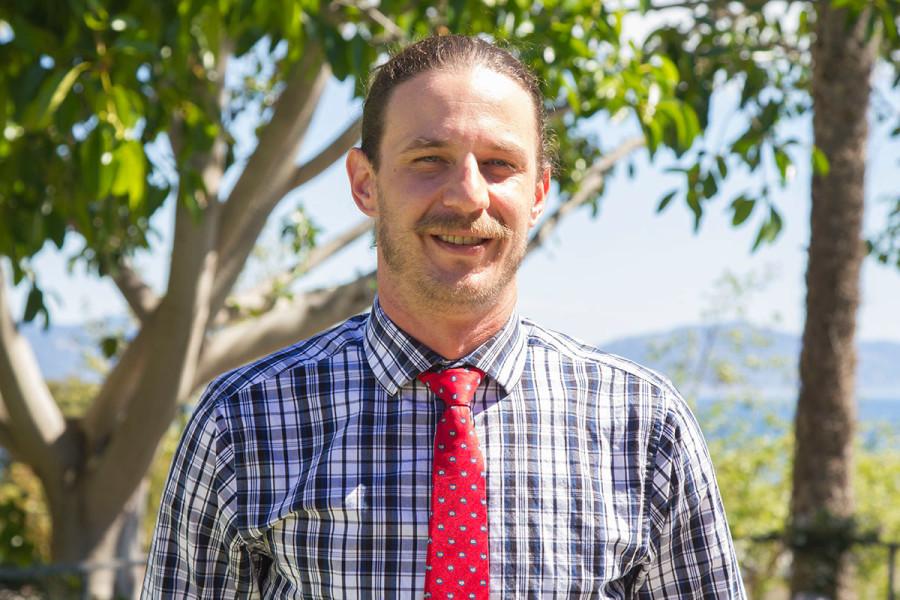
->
[418, 367, 484, 407]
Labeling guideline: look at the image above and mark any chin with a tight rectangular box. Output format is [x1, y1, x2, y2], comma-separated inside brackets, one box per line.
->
[417, 273, 510, 310]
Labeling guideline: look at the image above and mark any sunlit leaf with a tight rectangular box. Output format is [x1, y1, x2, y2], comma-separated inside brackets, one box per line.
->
[21, 62, 91, 130]
[111, 141, 146, 210]
[812, 146, 830, 176]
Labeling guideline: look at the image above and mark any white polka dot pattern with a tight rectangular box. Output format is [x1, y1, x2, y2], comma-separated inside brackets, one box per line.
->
[417, 367, 489, 600]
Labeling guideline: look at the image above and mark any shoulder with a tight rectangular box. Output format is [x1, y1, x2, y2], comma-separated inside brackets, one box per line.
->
[521, 317, 680, 398]
[521, 319, 719, 491]
[519, 316, 705, 443]
[198, 312, 369, 410]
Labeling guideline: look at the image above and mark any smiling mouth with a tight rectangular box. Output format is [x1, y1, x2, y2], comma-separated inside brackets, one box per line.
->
[435, 234, 487, 246]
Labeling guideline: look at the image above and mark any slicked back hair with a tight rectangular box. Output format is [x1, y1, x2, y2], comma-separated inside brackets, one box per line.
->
[361, 34, 550, 173]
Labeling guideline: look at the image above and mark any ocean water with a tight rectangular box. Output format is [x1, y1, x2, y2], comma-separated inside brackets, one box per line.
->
[695, 396, 900, 446]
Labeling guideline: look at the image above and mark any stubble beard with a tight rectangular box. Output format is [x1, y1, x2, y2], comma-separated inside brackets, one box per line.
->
[374, 191, 527, 313]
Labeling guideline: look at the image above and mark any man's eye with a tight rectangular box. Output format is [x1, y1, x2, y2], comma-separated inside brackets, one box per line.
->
[415, 155, 443, 163]
[485, 159, 514, 169]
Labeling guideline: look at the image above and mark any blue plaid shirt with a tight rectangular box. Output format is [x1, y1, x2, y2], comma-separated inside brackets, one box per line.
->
[143, 299, 746, 598]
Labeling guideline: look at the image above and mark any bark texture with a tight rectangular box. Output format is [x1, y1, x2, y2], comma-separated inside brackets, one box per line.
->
[790, 4, 876, 598]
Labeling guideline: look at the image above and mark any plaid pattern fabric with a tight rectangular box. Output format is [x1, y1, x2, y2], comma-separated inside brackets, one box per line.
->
[142, 299, 746, 599]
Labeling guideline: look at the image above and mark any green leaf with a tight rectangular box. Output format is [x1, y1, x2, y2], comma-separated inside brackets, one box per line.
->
[78, 128, 100, 201]
[110, 141, 146, 209]
[110, 85, 142, 129]
[682, 105, 701, 145]
[812, 146, 830, 176]
[798, 7, 810, 35]
[884, 7, 900, 41]
[100, 336, 119, 359]
[642, 118, 662, 156]
[774, 147, 791, 183]
[83, 9, 108, 31]
[740, 68, 765, 108]
[657, 55, 680, 85]
[686, 188, 703, 231]
[716, 156, 728, 179]
[701, 172, 718, 199]
[731, 196, 755, 226]
[656, 189, 677, 213]
[656, 100, 688, 149]
[22, 62, 91, 130]
[23, 284, 45, 325]
[752, 207, 784, 251]
[46, 214, 66, 249]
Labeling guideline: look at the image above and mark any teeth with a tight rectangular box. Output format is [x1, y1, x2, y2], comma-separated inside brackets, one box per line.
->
[437, 235, 483, 246]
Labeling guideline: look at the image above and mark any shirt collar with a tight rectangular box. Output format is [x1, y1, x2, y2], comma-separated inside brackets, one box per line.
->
[364, 296, 529, 396]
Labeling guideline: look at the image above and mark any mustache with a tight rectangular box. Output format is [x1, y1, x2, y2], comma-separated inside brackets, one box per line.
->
[413, 212, 512, 239]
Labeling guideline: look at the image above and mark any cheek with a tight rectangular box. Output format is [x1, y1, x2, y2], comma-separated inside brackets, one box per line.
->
[489, 182, 536, 225]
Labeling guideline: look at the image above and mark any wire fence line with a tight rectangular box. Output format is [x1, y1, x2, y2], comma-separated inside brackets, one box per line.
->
[740, 535, 899, 600]
[0, 558, 145, 600]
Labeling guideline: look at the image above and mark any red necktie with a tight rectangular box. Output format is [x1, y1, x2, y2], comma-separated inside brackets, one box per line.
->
[417, 367, 490, 600]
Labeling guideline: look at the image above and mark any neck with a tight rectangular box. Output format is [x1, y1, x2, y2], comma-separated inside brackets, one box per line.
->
[378, 286, 517, 361]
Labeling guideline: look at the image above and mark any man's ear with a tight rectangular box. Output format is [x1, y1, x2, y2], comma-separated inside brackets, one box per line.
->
[346, 148, 378, 217]
[529, 165, 551, 226]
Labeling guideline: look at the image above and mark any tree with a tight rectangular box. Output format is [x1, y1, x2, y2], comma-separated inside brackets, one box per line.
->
[790, 3, 878, 597]
[0, 2, 704, 597]
[634, 1, 899, 597]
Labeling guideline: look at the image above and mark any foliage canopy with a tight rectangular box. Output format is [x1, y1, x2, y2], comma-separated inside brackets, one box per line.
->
[11, 1, 898, 321]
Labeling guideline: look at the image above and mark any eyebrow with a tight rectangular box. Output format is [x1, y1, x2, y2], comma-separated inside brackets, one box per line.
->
[399, 136, 528, 159]
[400, 137, 451, 153]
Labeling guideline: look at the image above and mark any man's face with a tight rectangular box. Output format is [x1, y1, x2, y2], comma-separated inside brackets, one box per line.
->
[348, 65, 549, 314]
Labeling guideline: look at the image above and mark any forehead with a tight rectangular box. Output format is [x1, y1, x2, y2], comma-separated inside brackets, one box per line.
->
[381, 65, 539, 161]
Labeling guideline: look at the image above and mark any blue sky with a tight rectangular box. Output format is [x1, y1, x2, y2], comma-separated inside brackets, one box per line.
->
[7, 66, 900, 346]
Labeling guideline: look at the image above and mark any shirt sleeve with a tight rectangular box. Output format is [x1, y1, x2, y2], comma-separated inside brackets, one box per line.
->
[141, 391, 257, 599]
[635, 391, 747, 599]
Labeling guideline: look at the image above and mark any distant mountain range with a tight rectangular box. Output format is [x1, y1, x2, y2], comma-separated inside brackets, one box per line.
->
[600, 322, 900, 399]
[16, 320, 900, 398]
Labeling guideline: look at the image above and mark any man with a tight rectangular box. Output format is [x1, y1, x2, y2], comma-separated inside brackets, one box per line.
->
[143, 35, 746, 598]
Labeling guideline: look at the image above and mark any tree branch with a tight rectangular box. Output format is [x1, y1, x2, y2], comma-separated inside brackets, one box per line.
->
[0, 266, 67, 474]
[214, 218, 373, 326]
[84, 197, 221, 535]
[303, 218, 373, 274]
[194, 271, 376, 391]
[328, 0, 408, 44]
[639, 0, 734, 12]
[212, 46, 332, 318]
[81, 31, 236, 457]
[111, 262, 158, 322]
[283, 115, 362, 193]
[527, 136, 645, 255]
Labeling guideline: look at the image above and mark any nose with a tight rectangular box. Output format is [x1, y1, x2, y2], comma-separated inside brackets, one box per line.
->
[442, 154, 489, 213]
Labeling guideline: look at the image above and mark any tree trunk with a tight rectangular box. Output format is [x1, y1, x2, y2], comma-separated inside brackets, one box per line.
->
[48, 477, 148, 599]
[112, 479, 148, 600]
[789, 3, 876, 599]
